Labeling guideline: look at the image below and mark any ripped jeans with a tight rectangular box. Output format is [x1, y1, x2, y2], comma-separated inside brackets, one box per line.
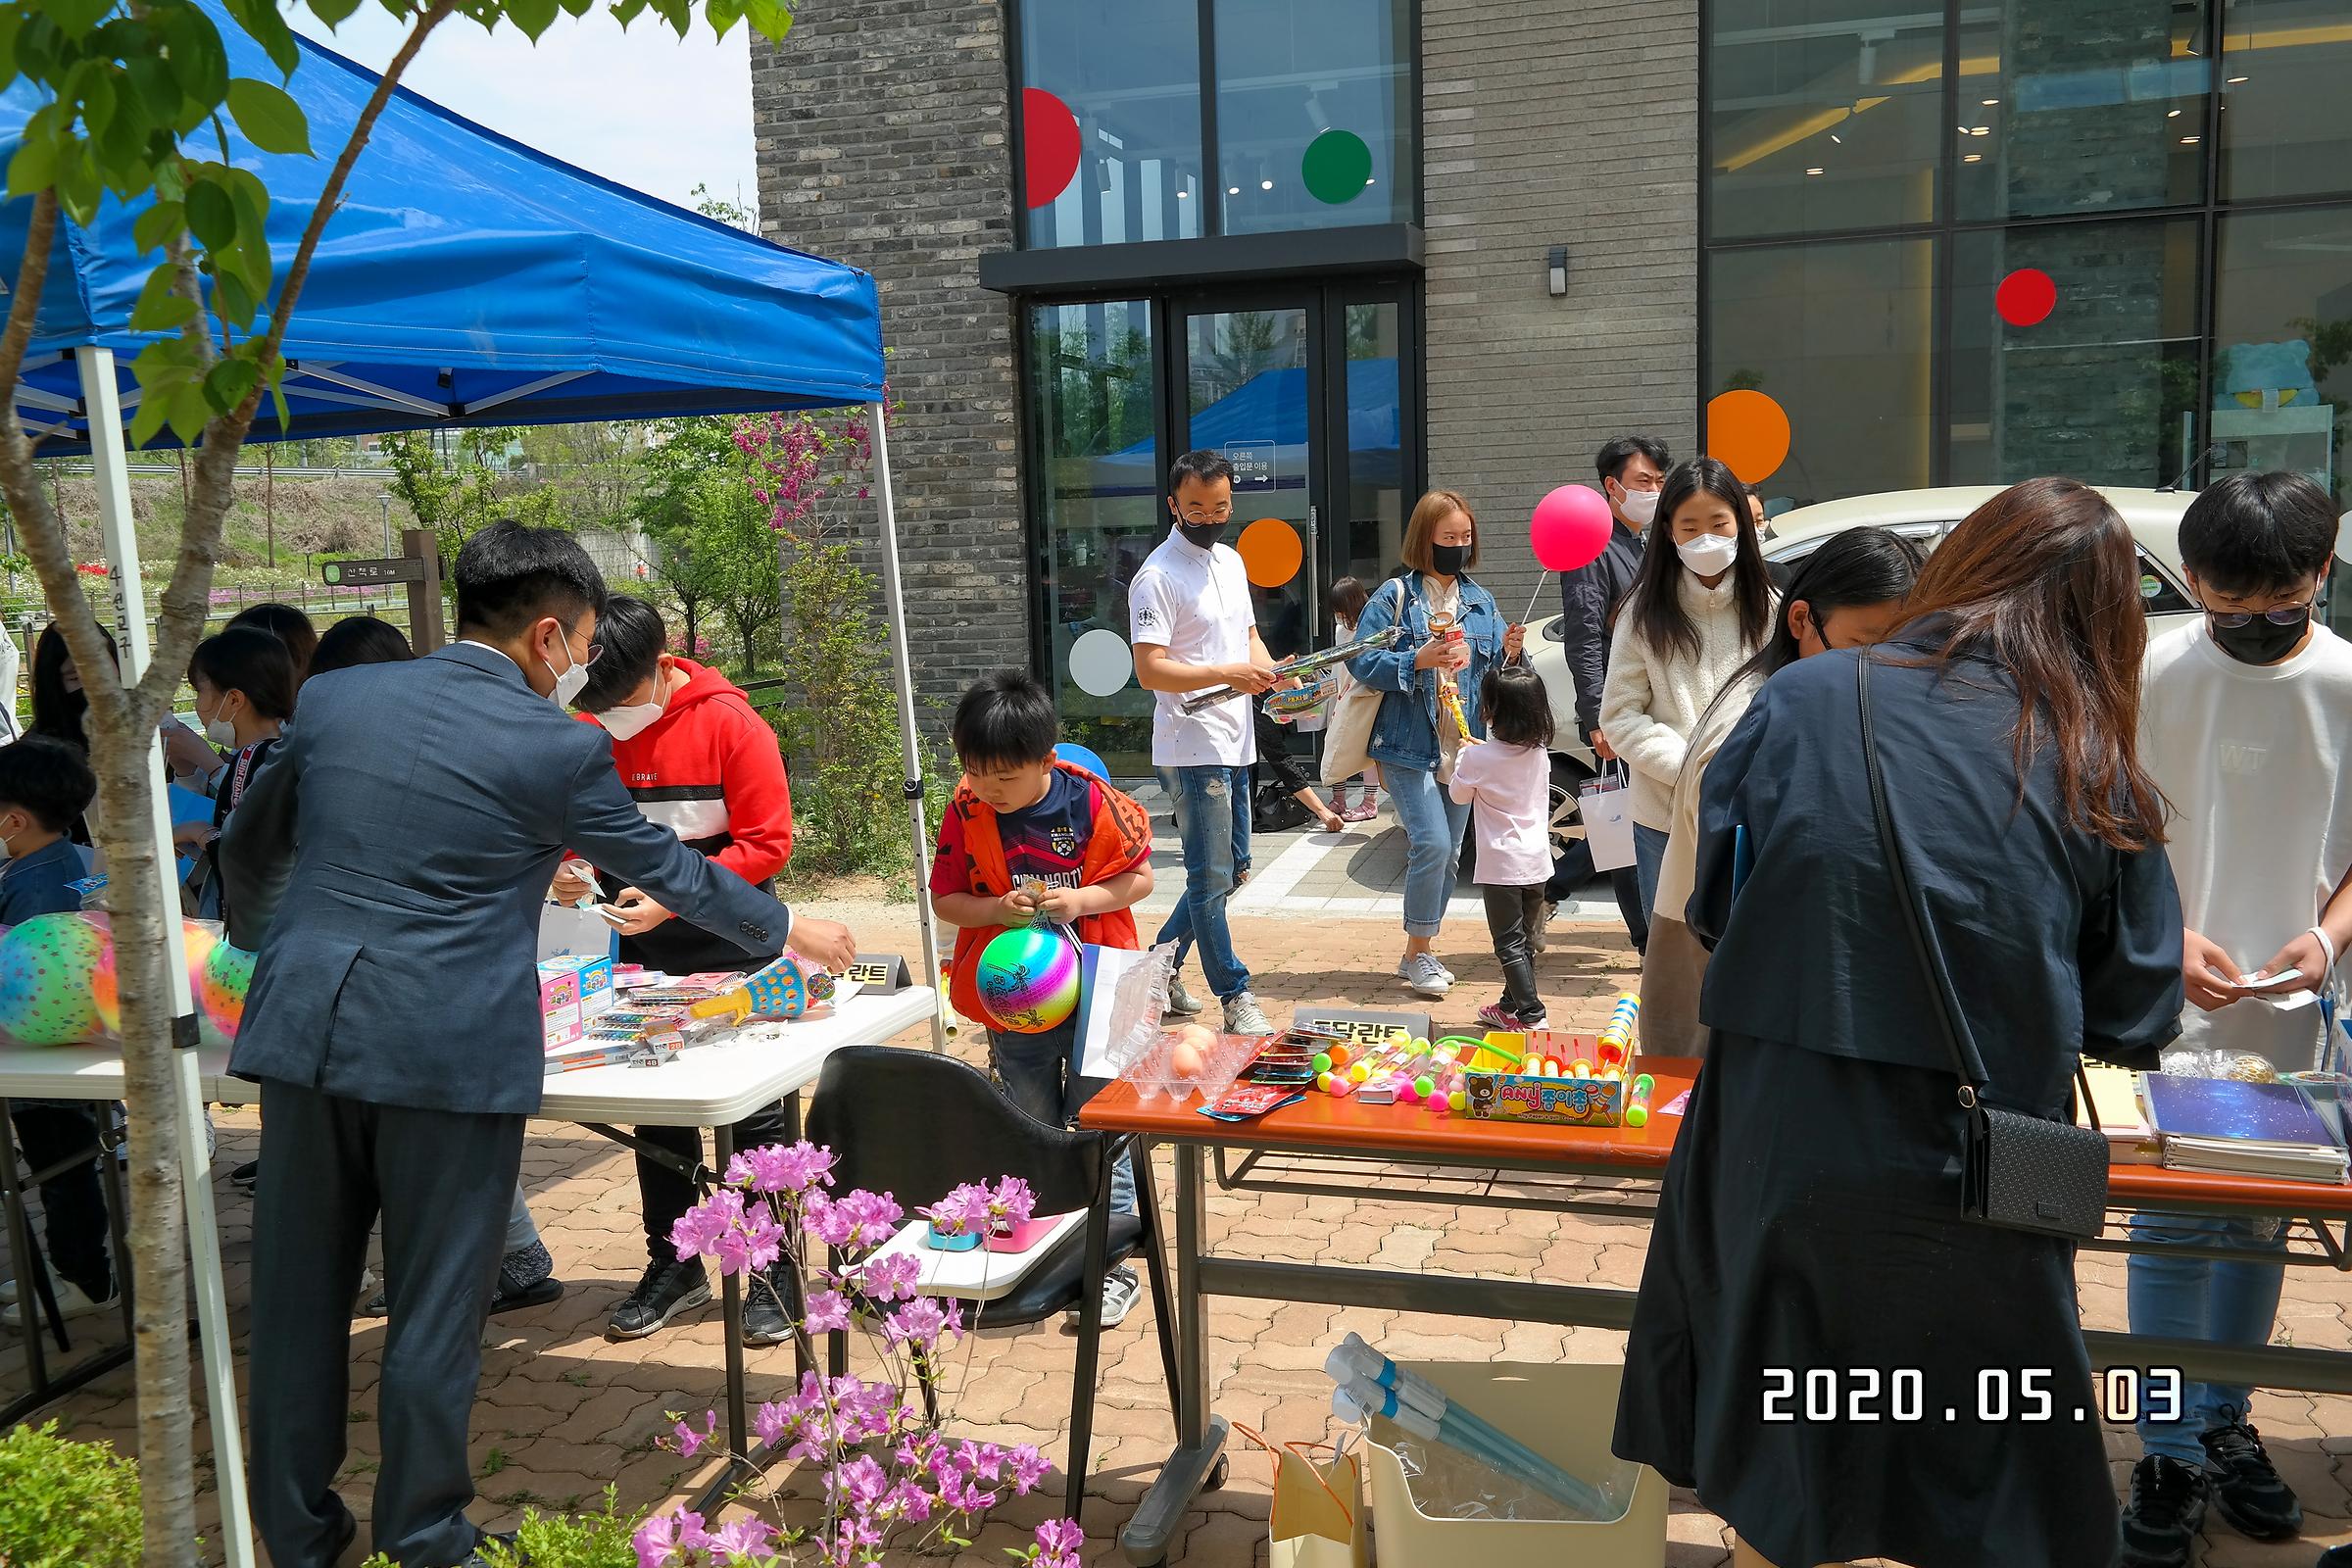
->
[1152, 764, 1252, 1002]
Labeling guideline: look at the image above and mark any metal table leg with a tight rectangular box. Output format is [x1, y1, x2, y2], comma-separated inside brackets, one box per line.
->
[692, 1118, 756, 1512]
[1119, 1143, 1228, 1567]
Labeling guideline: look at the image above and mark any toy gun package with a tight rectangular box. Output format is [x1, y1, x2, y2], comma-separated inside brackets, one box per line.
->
[1180, 626, 1401, 713]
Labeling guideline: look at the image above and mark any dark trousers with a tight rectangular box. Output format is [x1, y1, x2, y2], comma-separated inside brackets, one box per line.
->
[1610, 864, 1648, 956]
[8, 1102, 113, 1298]
[249, 1081, 523, 1568]
[1482, 883, 1549, 1023]
[634, 1099, 795, 1263]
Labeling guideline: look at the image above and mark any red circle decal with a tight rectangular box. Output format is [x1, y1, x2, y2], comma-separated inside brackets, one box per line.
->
[1022, 88, 1081, 208]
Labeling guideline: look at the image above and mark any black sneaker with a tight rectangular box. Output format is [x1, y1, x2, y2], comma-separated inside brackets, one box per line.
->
[2119, 1454, 2209, 1568]
[2200, 1410, 2302, 1541]
[606, 1258, 710, 1340]
[741, 1271, 791, 1348]
[229, 1159, 259, 1190]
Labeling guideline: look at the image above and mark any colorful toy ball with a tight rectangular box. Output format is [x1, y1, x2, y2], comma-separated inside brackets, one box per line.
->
[1316, 1070, 1335, 1093]
[0, 911, 108, 1045]
[1327, 1042, 1352, 1068]
[1414, 1074, 1437, 1099]
[974, 925, 1081, 1034]
[1312, 1052, 1333, 1074]
[1396, 1081, 1422, 1104]
[198, 937, 256, 1037]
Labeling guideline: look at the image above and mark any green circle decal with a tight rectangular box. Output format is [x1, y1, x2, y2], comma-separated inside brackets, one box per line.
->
[1301, 129, 1373, 206]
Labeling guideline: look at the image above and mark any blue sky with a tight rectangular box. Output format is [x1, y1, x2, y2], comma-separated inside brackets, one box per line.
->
[289, 7, 760, 217]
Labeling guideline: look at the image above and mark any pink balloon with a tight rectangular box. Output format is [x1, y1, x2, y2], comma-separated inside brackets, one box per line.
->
[1530, 485, 1615, 572]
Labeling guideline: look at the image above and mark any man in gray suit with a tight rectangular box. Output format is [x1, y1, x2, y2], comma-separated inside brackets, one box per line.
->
[221, 523, 858, 1568]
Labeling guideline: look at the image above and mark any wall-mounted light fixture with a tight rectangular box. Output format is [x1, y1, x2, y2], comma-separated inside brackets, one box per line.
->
[1546, 246, 1568, 298]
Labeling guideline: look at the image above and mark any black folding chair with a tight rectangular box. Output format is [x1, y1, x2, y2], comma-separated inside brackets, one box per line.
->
[805, 1046, 1181, 1518]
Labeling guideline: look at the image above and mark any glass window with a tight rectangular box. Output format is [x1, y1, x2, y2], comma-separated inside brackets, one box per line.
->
[1213, 0, 1413, 233]
[2213, 206, 2352, 525]
[1181, 307, 1313, 658]
[2220, 0, 2352, 200]
[1337, 302, 1405, 607]
[1028, 301, 1160, 772]
[1949, 220, 2203, 487]
[1953, 1, 2208, 222]
[1021, 0, 1205, 249]
[1706, 1, 1947, 241]
[1707, 236, 1937, 504]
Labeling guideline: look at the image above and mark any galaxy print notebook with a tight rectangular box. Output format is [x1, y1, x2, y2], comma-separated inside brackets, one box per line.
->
[2141, 1075, 2349, 1182]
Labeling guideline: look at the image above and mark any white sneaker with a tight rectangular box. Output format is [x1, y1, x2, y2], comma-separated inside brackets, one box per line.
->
[1397, 954, 1451, 999]
[2, 1273, 118, 1330]
[1223, 993, 1273, 1035]
[1164, 975, 1204, 1017]
[1069, 1265, 1144, 1329]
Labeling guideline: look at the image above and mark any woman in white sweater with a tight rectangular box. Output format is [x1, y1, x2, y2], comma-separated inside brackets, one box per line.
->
[1599, 456, 1777, 926]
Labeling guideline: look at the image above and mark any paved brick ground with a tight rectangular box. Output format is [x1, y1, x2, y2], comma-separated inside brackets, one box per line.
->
[9, 906, 2352, 1568]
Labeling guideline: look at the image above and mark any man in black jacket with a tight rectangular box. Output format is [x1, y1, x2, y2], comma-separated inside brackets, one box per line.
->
[1558, 434, 1669, 954]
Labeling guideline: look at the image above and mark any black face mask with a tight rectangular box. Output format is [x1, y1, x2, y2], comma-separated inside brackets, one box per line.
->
[2211, 609, 2308, 665]
[1429, 543, 1471, 578]
[1178, 520, 1227, 551]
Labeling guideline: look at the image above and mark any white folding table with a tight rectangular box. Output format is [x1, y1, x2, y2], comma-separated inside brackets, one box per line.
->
[0, 985, 939, 1550]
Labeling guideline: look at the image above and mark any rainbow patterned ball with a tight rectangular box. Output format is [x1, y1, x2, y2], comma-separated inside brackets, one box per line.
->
[199, 938, 256, 1037]
[974, 925, 1081, 1035]
[0, 912, 107, 1046]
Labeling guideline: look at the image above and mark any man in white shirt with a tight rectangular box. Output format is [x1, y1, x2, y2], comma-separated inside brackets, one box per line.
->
[2121, 470, 2352, 1568]
[1128, 450, 1277, 1035]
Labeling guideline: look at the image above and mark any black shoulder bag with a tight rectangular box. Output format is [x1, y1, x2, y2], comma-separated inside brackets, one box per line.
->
[1858, 653, 2111, 1242]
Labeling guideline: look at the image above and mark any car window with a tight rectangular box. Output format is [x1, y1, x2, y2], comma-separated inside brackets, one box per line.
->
[1767, 525, 2195, 619]
[2134, 547, 2193, 614]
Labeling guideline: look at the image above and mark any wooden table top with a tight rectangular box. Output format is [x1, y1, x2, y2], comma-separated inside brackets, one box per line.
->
[1081, 1055, 2352, 1218]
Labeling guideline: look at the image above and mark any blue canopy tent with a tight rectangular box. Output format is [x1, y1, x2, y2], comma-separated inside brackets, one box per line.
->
[0, 18, 938, 1562]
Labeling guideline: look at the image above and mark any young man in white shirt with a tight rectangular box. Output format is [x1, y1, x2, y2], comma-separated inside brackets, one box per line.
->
[1128, 450, 1277, 1035]
[2121, 470, 2352, 1568]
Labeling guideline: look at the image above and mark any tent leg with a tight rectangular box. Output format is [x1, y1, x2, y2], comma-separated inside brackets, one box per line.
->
[868, 403, 946, 1051]
[75, 347, 257, 1568]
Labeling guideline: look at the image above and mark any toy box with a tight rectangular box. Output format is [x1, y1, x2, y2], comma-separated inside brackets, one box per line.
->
[1461, 1070, 1623, 1127]
[537, 962, 586, 1053]
[541, 952, 615, 1018]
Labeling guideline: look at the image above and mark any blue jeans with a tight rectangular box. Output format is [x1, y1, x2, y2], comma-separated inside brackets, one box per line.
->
[1154, 765, 1251, 1002]
[1386, 763, 1471, 939]
[2127, 1212, 2288, 1461]
[989, 1018, 1135, 1214]
[1633, 823, 1670, 928]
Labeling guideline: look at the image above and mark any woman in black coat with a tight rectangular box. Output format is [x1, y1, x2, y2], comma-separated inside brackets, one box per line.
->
[1614, 478, 2185, 1568]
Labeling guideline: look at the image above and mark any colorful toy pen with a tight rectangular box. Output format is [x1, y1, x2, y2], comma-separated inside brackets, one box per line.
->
[1625, 1071, 1656, 1128]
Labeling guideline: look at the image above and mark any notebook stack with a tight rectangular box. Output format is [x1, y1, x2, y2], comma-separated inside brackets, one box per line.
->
[2076, 1065, 2161, 1164]
[2140, 1074, 2351, 1184]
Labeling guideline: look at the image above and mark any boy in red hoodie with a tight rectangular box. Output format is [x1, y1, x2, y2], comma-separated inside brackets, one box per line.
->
[931, 670, 1154, 1325]
[557, 597, 806, 1346]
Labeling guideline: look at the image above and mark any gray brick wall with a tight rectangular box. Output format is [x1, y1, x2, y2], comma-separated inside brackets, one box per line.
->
[1419, 2, 1701, 622]
[750, 4, 1025, 729]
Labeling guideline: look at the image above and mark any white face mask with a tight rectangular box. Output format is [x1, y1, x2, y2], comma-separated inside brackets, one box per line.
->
[596, 694, 665, 742]
[1618, 487, 1661, 528]
[542, 627, 591, 710]
[199, 699, 239, 750]
[1677, 532, 1740, 577]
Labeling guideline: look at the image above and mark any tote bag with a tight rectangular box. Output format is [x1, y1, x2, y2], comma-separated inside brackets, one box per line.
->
[1319, 578, 1405, 786]
[1580, 761, 1637, 872]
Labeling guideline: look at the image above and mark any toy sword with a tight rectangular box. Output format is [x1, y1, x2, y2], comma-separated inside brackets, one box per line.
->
[1180, 626, 1401, 713]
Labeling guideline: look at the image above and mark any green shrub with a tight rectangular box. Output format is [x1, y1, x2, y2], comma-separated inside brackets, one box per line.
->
[360, 1487, 643, 1568]
[0, 1421, 144, 1568]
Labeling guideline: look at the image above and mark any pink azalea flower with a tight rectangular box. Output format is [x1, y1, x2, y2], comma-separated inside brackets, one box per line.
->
[1009, 1446, 1053, 1493]
[993, 1176, 1038, 1226]
[672, 1409, 716, 1459]
[1034, 1517, 1085, 1568]
[858, 1250, 921, 1301]
[804, 1289, 852, 1334]
[706, 1515, 779, 1561]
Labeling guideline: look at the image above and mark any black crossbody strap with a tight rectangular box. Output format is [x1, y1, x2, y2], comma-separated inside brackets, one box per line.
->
[1857, 653, 1984, 1107]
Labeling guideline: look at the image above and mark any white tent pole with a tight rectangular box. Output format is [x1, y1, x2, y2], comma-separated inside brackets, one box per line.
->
[76, 347, 257, 1568]
[867, 402, 946, 1051]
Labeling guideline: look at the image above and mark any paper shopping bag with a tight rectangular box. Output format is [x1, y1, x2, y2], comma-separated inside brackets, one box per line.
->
[1580, 764, 1636, 873]
[1270, 1442, 1367, 1568]
[538, 901, 619, 963]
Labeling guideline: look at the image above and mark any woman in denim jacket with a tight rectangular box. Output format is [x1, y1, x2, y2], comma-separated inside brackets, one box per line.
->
[1348, 489, 1525, 999]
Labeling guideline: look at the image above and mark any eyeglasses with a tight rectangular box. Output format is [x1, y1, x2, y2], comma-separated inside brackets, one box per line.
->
[1177, 504, 1234, 523]
[2203, 602, 2311, 629]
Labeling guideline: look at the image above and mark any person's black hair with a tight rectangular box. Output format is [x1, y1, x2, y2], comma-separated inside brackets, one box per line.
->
[0, 735, 96, 835]
[2178, 470, 2338, 599]
[224, 602, 318, 678]
[576, 596, 668, 712]
[29, 621, 119, 754]
[1595, 435, 1672, 486]
[453, 521, 608, 641]
[1328, 575, 1370, 626]
[1624, 456, 1775, 662]
[307, 615, 415, 677]
[1732, 525, 1926, 688]
[1479, 662, 1555, 751]
[190, 626, 298, 722]
[951, 669, 1059, 772]
[1167, 449, 1236, 495]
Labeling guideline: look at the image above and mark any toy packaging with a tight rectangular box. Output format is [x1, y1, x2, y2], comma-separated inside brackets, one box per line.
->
[1461, 1072, 1624, 1127]
[538, 962, 586, 1053]
[540, 952, 615, 1018]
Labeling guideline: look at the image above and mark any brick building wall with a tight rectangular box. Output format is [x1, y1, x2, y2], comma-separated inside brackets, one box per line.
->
[1418, 1, 1702, 621]
[749, 4, 1026, 726]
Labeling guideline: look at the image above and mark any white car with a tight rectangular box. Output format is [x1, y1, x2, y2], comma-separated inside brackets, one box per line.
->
[1524, 484, 2203, 866]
